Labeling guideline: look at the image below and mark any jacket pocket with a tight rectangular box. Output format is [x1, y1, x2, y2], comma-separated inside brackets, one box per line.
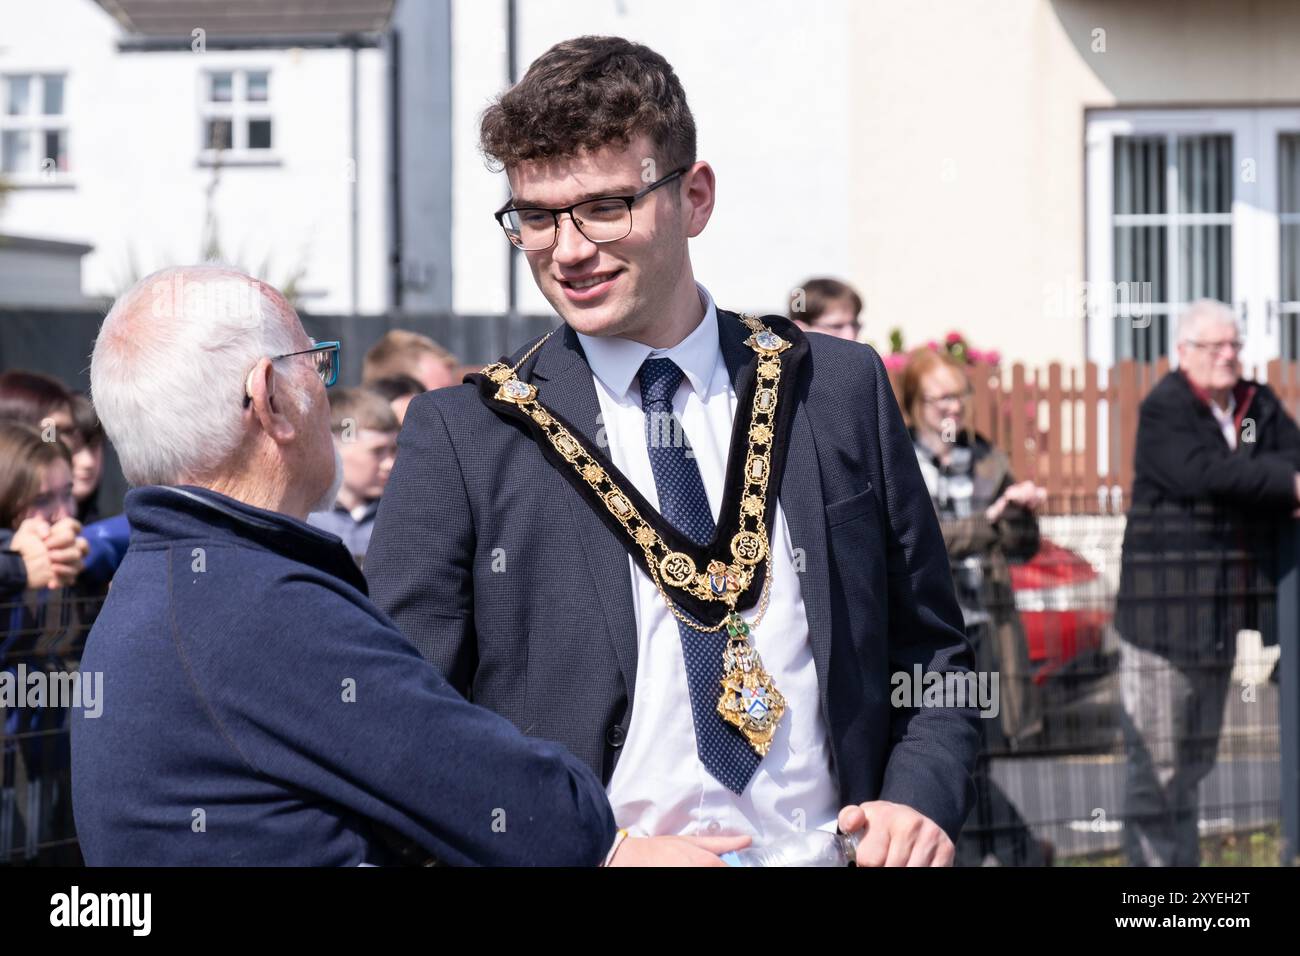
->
[825, 482, 888, 667]
[825, 482, 878, 528]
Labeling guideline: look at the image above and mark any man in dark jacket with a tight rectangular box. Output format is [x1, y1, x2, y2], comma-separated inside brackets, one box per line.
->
[367, 36, 978, 867]
[72, 266, 617, 866]
[1115, 298, 1300, 866]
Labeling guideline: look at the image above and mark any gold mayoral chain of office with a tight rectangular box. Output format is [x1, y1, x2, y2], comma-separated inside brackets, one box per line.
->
[475, 314, 794, 756]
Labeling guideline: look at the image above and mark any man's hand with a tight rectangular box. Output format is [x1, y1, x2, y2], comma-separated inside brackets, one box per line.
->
[607, 833, 751, 867]
[42, 517, 88, 587]
[838, 801, 954, 867]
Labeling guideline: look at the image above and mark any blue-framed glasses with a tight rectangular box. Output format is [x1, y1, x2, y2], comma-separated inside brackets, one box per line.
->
[243, 340, 340, 407]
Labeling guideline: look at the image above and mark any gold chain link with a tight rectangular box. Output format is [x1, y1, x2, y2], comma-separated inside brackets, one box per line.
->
[647, 548, 773, 634]
[486, 314, 788, 632]
[483, 316, 792, 756]
[510, 329, 555, 375]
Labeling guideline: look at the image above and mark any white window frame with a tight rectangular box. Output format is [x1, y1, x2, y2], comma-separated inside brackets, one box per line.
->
[1253, 110, 1300, 361]
[0, 72, 70, 184]
[1086, 107, 1300, 371]
[197, 68, 277, 165]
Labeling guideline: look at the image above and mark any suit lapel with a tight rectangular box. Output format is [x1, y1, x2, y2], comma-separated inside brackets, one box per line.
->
[718, 310, 834, 724]
[530, 327, 641, 709]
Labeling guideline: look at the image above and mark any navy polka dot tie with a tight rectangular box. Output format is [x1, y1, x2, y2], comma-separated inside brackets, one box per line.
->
[637, 357, 761, 794]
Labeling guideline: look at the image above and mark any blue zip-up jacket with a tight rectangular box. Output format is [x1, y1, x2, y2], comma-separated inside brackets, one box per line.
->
[71, 485, 616, 865]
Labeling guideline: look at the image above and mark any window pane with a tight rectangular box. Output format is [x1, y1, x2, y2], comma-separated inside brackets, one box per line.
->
[1280, 134, 1300, 360]
[1282, 133, 1300, 216]
[1280, 134, 1300, 304]
[205, 118, 232, 150]
[1113, 224, 1168, 359]
[1175, 135, 1233, 305]
[1114, 311, 1169, 363]
[247, 119, 271, 149]
[209, 72, 233, 102]
[1113, 225, 1168, 300]
[5, 74, 31, 116]
[42, 74, 64, 115]
[1178, 134, 1232, 214]
[1, 130, 31, 173]
[1114, 136, 1166, 214]
[41, 129, 67, 173]
[1179, 224, 1232, 301]
[1283, 223, 1300, 304]
[246, 71, 269, 102]
[1113, 135, 1172, 359]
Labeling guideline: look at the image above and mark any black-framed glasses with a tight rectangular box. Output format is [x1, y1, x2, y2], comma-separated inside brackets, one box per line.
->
[494, 166, 689, 251]
[242, 340, 340, 407]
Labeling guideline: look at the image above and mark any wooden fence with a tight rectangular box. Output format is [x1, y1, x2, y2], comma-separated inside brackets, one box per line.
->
[889, 359, 1300, 510]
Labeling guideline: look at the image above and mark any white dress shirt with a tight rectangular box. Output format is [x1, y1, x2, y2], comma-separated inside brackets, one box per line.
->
[1209, 393, 1237, 450]
[579, 283, 839, 841]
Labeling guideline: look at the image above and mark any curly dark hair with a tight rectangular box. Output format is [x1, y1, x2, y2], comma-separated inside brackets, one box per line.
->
[479, 35, 696, 172]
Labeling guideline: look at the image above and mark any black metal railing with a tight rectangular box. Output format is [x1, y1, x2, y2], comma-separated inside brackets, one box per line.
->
[1, 587, 104, 865]
[949, 498, 1291, 866]
[2, 499, 1294, 866]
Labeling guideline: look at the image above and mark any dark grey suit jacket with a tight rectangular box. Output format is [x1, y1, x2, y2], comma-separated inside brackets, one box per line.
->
[365, 309, 980, 839]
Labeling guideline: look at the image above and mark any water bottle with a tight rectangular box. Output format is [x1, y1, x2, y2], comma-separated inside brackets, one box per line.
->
[722, 829, 861, 867]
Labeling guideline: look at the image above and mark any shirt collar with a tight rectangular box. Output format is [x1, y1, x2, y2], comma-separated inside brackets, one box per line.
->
[1179, 369, 1255, 424]
[575, 283, 720, 402]
[1211, 394, 1236, 420]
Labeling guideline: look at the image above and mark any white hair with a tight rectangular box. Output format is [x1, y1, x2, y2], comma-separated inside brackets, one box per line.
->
[1176, 298, 1240, 344]
[90, 265, 306, 486]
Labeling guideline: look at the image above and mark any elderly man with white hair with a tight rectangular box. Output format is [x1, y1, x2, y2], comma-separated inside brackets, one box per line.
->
[1114, 298, 1300, 866]
[70, 265, 616, 866]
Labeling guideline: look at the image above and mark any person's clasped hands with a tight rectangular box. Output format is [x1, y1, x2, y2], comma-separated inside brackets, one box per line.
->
[985, 479, 1047, 524]
[9, 515, 89, 590]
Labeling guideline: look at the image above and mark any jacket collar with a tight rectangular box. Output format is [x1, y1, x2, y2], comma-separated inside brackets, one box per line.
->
[124, 484, 367, 592]
[1177, 369, 1257, 431]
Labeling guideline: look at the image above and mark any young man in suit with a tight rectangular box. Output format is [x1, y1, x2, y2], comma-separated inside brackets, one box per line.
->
[366, 35, 979, 867]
